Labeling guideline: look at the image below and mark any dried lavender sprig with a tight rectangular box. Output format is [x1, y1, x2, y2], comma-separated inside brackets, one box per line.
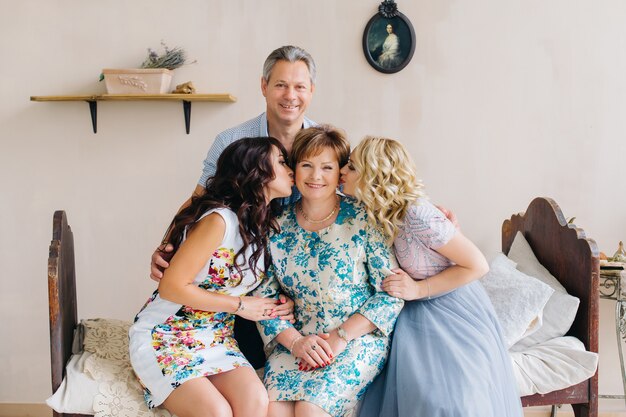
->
[140, 44, 193, 70]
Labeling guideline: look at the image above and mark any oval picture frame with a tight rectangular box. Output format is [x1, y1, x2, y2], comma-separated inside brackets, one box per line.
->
[362, 10, 416, 74]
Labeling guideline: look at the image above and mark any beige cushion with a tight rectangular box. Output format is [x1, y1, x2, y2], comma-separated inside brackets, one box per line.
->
[510, 336, 598, 396]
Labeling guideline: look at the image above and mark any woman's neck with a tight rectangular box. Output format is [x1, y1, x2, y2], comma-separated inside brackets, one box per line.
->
[297, 194, 339, 231]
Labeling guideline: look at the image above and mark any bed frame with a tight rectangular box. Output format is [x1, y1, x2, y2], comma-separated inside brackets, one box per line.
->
[503, 197, 599, 417]
[48, 197, 599, 417]
[47, 211, 88, 417]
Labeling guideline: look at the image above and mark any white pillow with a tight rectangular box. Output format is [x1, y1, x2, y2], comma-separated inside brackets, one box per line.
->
[45, 351, 99, 414]
[508, 232, 580, 348]
[481, 253, 554, 348]
[510, 336, 598, 396]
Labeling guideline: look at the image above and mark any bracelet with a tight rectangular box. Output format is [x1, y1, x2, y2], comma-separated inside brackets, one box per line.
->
[336, 326, 349, 343]
[234, 296, 245, 314]
[289, 335, 304, 354]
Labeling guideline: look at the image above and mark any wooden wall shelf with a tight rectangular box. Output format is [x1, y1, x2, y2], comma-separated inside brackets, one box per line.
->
[30, 93, 237, 134]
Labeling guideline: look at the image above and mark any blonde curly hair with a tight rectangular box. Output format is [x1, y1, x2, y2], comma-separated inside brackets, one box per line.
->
[350, 136, 425, 243]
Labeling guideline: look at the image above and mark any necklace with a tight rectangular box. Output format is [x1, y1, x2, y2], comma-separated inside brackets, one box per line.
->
[298, 199, 339, 224]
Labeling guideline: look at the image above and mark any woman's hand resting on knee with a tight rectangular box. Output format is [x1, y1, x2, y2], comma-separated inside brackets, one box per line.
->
[298, 331, 348, 371]
[292, 334, 333, 371]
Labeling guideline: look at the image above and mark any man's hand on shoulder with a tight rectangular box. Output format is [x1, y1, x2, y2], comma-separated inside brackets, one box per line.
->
[150, 243, 174, 282]
[435, 205, 460, 230]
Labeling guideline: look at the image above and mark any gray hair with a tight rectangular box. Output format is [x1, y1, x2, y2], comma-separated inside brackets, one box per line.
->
[262, 45, 316, 84]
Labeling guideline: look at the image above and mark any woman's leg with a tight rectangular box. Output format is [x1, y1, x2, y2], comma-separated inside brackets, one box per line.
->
[162, 376, 232, 417]
[294, 401, 331, 417]
[209, 367, 269, 417]
[268, 400, 295, 417]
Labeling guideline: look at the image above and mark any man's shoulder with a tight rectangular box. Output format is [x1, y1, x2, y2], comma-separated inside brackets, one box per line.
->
[215, 113, 266, 143]
[303, 116, 317, 128]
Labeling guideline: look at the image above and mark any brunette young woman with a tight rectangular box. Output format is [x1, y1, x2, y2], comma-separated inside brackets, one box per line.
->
[129, 137, 295, 417]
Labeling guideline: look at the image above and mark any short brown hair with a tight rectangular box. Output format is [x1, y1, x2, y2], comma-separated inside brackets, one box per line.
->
[290, 125, 350, 169]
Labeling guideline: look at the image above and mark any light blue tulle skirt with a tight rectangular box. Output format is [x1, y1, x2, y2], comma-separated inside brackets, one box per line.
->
[357, 281, 523, 417]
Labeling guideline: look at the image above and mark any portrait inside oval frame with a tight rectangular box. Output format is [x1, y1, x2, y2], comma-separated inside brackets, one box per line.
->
[362, 6, 416, 74]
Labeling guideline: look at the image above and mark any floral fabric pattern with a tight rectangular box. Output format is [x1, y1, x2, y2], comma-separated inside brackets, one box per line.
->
[255, 197, 403, 416]
[129, 208, 264, 408]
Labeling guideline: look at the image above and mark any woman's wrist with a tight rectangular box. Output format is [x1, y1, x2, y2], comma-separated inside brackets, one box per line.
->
[415, 279, 430, 300]
[233, 296, 245, 314]
[335, 325, 350, 343]
[289, 334, 304, 354]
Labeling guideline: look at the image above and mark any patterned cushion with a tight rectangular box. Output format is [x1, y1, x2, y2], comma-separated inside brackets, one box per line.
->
[507, 232, 580, 349]
[481, 254, 554, 347]
[47, 318, 171, 417]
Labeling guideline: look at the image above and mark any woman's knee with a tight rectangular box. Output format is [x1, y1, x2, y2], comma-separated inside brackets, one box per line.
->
[294, 400, 330, 417]
[252, 388, 270, 409]
[207, 398, 234, 417]
[165, 391, 233, 417]
[234, 381, 269, 413]
[268, 400, 294, 417]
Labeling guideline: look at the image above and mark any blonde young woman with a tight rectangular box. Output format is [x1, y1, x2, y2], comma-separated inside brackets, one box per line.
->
[342, 137, 523, 417]
[254, 126, 403, 417]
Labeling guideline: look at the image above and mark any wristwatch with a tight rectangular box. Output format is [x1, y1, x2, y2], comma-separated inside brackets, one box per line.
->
[336, 325, 349, 343]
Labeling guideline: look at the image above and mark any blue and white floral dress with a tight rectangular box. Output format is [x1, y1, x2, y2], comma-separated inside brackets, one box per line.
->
[129, 208, 264, 408]
[255, 197, 403, 417]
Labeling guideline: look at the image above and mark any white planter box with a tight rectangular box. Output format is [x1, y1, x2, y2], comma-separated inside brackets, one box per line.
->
[102, 68, 173, 94]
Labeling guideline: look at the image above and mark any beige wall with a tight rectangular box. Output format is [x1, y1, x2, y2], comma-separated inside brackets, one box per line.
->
[1, 0, 625, 404]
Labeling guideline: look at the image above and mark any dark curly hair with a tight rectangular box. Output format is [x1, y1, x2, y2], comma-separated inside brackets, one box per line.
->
[164, 137, 288, 278]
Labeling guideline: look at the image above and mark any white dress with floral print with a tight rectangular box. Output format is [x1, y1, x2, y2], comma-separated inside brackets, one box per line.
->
[255, 197, 403, 417]
[129, 208, 264, 408]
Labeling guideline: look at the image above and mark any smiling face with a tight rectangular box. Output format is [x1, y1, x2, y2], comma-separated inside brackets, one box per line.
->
[266, 145, 294, 202]
[261, 60, 314, 128]
[295, 147, 340, 202]
[339, 159, 359, 197]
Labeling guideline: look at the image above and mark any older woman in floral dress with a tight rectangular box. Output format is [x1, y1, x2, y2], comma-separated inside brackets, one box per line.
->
[254, 125, 403, 417]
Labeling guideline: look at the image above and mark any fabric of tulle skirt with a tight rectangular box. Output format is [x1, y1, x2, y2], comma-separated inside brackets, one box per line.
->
[357, 280, 523, 417]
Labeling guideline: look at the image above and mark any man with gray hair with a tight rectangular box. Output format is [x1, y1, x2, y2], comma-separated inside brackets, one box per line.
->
[151, 45, 317, 277]
[196, 45, 317, 194]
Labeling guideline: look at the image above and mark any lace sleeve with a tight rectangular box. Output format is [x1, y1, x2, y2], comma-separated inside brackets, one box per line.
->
[394, 201, 456, 277]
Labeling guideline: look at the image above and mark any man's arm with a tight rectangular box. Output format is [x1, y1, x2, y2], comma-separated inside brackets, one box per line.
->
[150, 184, 206, 282]
[149, 130, 234, 282]
[435, 205, 459, 230]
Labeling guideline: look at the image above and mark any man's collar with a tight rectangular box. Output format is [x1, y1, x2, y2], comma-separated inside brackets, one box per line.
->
[263, 112, 313, 137]
[260, 112, 269, 137]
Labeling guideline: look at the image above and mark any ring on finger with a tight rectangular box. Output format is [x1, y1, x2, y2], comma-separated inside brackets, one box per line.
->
[311, 345, 317, 350]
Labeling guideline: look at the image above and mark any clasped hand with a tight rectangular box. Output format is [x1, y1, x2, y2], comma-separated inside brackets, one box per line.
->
[381, 268, 424, 300]
[294, 331, 348, 371]
[235, 296, 284, 322]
